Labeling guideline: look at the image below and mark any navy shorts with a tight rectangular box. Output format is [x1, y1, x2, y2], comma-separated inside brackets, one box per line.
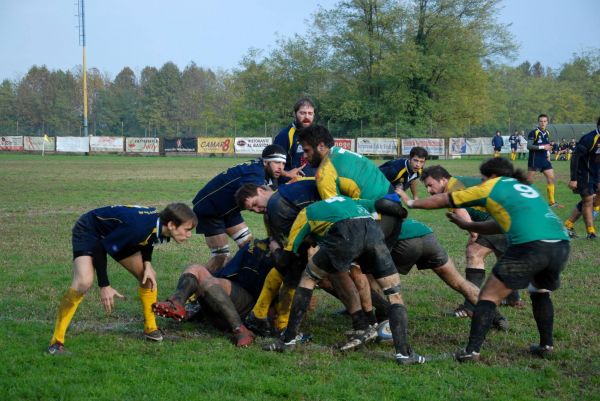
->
[511, 144, 518, 150]
[575, 179, 599, 197]
[391, 233, 449, 275]
[494, 146, 502, 152]
[193, 202, 245, 236]
[492, 240, 569, 291]
[528, 157, 553, 172]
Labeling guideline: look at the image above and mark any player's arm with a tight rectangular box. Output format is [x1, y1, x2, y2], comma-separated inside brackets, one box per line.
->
[409, 180, 419, 200]
[285, 209, 312, 254]
[452, 207, 478, 241]
[316, 159, 340, 199]
[446, 212, 502, 234]
[406, 193, 450, 209]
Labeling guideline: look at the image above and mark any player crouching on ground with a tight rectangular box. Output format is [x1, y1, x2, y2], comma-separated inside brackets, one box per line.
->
[47, 203, 197, 355]
[405, 158, 570, 362]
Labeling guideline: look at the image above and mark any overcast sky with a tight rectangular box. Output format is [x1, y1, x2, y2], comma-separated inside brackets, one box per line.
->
[0, 0, 598, 81]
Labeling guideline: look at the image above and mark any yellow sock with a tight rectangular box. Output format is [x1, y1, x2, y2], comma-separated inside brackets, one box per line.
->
[252, 268, 283, 319]
[138, 287, 158, 333]
[594, 206, 600, 212]
[587, 226, 596, 235]
[50, 287, 84, 345]
[564, 219, 574, 229]
[547, 184, 555, 204]
[274, 286, 296, 331]
[567, 153, 571, 160]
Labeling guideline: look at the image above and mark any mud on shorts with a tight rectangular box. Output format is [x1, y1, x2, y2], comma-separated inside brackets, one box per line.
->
[475, 233, 508, 255]
[200, 282, 255, 330]
[311, 218, 397, 279]
[492, 240, 570, 291]
[391, 233, 449, 275]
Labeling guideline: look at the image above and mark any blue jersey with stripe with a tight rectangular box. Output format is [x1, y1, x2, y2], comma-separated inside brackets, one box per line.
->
[571, 129, 600, 182]
[379, 158, 419, 190]
[528, 127, 551, 164]
[273, 123, 316, 182]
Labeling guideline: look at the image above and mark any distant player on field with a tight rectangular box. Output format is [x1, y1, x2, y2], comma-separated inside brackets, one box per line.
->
[527, 114, 561, 207]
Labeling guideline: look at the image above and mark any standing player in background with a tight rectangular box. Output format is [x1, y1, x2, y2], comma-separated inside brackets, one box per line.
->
[567, 117, 600, 239]
[273, 98, 317, 183]
[379, 146, 428, 200]
[406, 158, 570, 362]
[508, 130, 519, 161]
[47, 203, 197, 355]
[192, 144, 286, 271]
[527, 114, 561, 207]
[492, 131, 504, 158]
[517, 130, 528, 160]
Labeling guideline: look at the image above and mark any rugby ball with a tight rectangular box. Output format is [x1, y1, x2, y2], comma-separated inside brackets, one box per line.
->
[377, 320, 393, 341]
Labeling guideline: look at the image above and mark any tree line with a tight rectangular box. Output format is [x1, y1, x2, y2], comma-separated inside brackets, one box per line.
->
[0, 0, 598, 138]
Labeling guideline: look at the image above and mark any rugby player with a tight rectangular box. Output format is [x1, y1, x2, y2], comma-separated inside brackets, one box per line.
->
[273, 97, 317, 182]
[526, 114, 561, 207]
[508, 130, 519, 161]
[379, 146, 428, 200]
[47, 203, 197, 355]
[192, 144, 286, 271]
[567, 117, 600, 239]
[263, 196, 426, 365]
[406, 157, 570, 361]
[492, 131, 504, 158]
[153, 239, 275, 347]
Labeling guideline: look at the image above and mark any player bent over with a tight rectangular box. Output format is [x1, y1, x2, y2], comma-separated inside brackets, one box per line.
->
[47, 203, 197, 355]
[153, 239, 275, 347]
[263, 196, 426, 365]
[192, 144, 286, 271]
[406, 158, 570, 361]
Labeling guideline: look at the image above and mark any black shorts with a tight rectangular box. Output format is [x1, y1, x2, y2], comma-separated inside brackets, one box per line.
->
[494, 146, 502, 152]
[311, 218, 396, 279]
[492, 240, 569, 291]
[200, 282, 255, 330]
[193, 206, 244, 237]
[511, 144, 518, 150]
[475, 233, 507, 255]
[575, 179, 599, 197]
[391, 233, 449, 275]
[528, 157, 553, 172]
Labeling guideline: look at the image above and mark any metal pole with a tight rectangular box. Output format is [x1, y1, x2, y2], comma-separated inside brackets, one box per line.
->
[79, 0, 89, 137]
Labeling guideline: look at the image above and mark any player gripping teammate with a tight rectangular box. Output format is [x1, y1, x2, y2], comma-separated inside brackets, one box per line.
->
[47, 203, 197, 355]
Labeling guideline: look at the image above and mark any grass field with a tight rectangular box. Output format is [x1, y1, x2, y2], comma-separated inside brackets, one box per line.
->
[0, 153, 598, 401]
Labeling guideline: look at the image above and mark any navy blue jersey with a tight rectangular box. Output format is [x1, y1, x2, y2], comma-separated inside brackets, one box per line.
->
[528, 127, 552, 164]
[379, 158, 420, 190]
[273, 123, 316, 180]
[570, 129, 600, 182]
[214, 239, 274, 299]
[277, 177, 321, 209]
[492, 135, 504, 148]
[509, 135, 518, 148]
[193, 159, 276, 218]
[84, 205, 166, 261]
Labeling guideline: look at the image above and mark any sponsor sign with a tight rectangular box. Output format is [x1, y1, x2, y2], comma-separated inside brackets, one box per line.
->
[234, 137, 273, 154]
[356, 138, 399, 156]
[24, 136, 55, 151]
[451, 137, 511, 155]
[449, 138, 467, 155]
[90, 136, 124, 152]
[125, 137, 159, 153]
[401, 138, 445, 156]
[0, 136, 24, 151]
[334, 138, 355, 152]
[56, 136, 90, 153]
[164, 137, 197, 153]
[197, 137, 234, 154]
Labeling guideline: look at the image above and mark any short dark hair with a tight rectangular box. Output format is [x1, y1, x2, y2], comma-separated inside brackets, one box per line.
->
[538, 114, 548, 121]
[297, 125, 334, 149]
[293, 97, 315, 113]
[420, 165, 451, 182]
[479, 157, 528, 184]
[409, 146, 428, 159]
[159, 203, 197, 227]
[234, 183, 266, 210]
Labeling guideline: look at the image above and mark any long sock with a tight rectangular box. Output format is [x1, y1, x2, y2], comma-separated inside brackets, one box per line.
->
[564, 219, 574, 230]
[547, 184, 556, 205]
[172, 273, 199, 304]
[530, 292, 554, 347]
[252, 268, 283, 319]
[587, 226, 596, 235]
[50, 288, 84, 345]
[389, 304, 410, 355]
[274, 286, 295, 331]
[464, 268, 485, 310]
[365, 309, 377, 326]
[350, 310, 368, 331]
[466, 300, 496, 353]
[282, 287, 312, 343]
[371, 289, 390, 321]
[203, 284, 242, 330]
[138, 287, 158, 333]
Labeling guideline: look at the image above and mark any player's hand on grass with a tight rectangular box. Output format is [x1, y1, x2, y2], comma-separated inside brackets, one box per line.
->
[142, 262, 157, 291]
[99, 285, 125, 314]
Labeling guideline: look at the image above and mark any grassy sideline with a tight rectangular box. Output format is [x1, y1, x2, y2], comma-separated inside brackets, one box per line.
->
[0, 153, 598, 401]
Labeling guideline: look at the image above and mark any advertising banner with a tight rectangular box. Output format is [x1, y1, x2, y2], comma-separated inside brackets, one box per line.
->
[164, 137, 197, 153]
[90, 136, 124, 152]
[125, 137, 159, 153]
[334, 138, 355, 152]
[0, 136, 24, 151]
[449, 138, 467, 155]
[24, 136, 55, 151]
[356, 138, 398, 156]
[197, 137, 234, 154]
[401, 138, 445, 156]
[56, 136, 90, 153]
[234, 137, 273, 154]
[453, 137, 512, 155]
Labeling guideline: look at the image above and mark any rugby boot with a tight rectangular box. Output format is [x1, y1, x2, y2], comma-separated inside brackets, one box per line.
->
[454, 348, 480, 363]
[529, 344, 554, 358]
[152, 298, 186, 321]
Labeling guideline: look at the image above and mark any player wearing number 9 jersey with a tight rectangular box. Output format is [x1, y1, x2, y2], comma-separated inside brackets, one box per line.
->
[406, 157, 570, 362]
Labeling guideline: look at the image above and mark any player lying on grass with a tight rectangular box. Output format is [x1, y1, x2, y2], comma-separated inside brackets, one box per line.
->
[191, 144, 286, 271]
[47, 203, 197, 355]
[405, 157, 570, 362]
[152, 239, 275, 347]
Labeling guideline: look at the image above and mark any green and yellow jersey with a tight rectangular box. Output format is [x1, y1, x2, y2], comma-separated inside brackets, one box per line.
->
[316, 146, 391, 200]
[448, 177, 569, 245]
[397, 218, 433, 240]
[285, 196, 373, 253]
[446, 176, 491, 222]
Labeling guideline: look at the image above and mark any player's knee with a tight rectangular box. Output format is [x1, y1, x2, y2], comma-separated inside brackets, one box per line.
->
[231, 227, 252, 247]
[210, 245, 230, 259]
[382, 284, 403, 304]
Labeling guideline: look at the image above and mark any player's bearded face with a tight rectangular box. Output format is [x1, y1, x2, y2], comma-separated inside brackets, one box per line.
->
[294, 106, 315, 128]
[423, 177, 445, 195]
[302, 143, 322, 167]
[266, 161, 285, 178]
